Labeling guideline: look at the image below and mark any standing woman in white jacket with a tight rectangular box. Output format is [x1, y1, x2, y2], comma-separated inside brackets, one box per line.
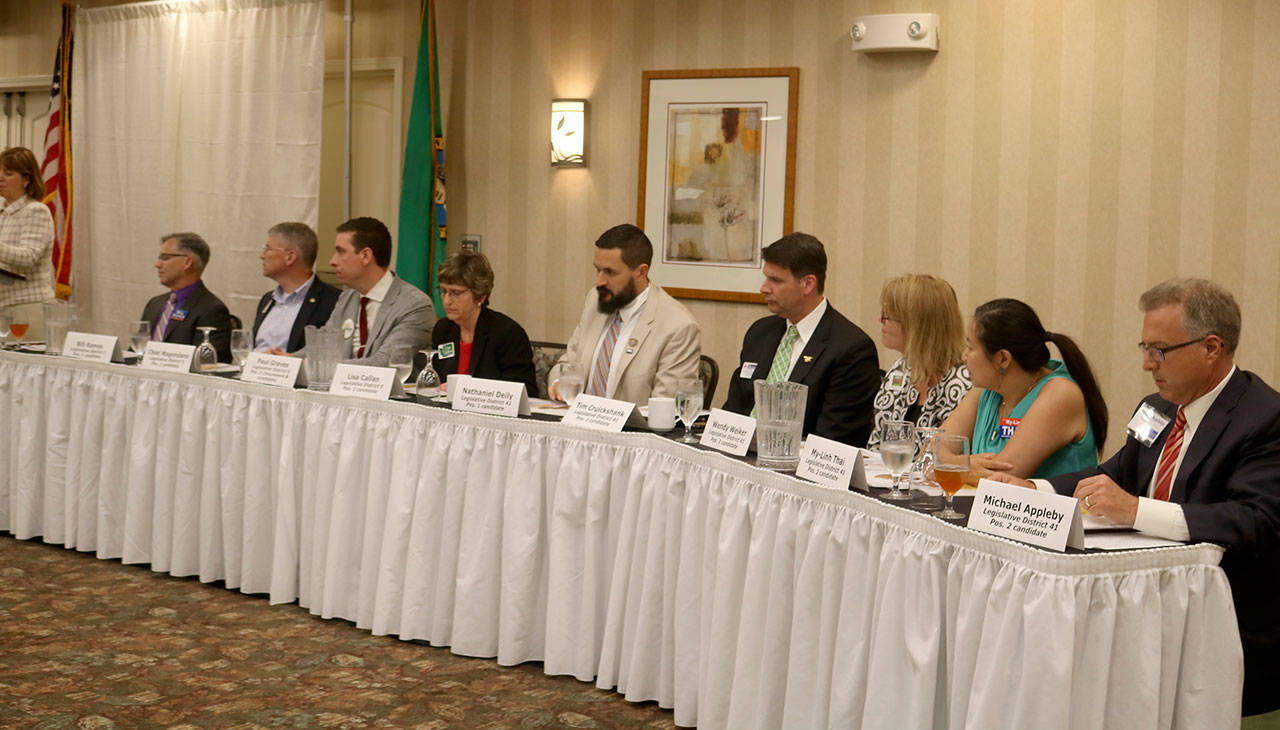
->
[0, 147, 56, 341]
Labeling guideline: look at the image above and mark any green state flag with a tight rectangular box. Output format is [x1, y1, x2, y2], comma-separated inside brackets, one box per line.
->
[397, 0, 446, 314]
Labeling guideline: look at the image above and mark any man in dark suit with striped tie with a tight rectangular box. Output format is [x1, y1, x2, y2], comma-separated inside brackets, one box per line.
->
[996, 278, 1280, 717]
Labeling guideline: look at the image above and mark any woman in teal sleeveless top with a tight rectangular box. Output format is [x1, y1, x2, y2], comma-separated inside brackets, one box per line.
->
[941, 299, 1109, 480]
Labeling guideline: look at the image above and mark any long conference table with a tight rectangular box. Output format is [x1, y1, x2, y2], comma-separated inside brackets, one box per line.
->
[0, 351, 1243, 728]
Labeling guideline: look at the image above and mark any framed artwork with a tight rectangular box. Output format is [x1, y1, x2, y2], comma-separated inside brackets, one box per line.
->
[638, 67, 798, 303]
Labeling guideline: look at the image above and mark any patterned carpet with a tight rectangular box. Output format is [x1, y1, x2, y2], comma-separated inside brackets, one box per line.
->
[0, 534, 679, 729]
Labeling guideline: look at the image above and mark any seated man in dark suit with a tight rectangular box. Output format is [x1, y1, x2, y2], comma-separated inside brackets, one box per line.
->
[722, 232, 880, 447]
[252, 222, 340, 353]
[141, 232, 233, 362]
[995, 278, 1280, 717]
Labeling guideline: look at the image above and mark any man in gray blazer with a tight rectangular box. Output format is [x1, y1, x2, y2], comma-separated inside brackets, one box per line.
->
[319, 216, 434, 367]
[547, 224, 701, 405]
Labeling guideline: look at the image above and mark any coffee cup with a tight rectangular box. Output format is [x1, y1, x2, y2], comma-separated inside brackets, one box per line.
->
[648, 396, 676, 431]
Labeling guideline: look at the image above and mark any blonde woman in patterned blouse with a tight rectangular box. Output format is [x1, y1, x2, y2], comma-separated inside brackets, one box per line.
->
[866, 274, 972, 449]
[0, 147, 55, 340]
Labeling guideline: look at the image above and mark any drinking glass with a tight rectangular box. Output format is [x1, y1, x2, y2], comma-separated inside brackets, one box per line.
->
[675, 377, 703, 444]
[195, 327, 218, 372]
[879, 419, 916, 501]
[388, 346, 413, 385]
[130, 321, 151, 355]
[910, 426, 942, 510]
[230, 328, 252, 368]
[933, 434, 970, 520]
[0, 312, 9, 349]
[415, 348, 441, 402]
[9, 319, 29, 346]
[558, 362, 584, 404]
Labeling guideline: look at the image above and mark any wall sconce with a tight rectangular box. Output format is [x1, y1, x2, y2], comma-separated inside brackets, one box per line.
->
[551, 99, 587, 168]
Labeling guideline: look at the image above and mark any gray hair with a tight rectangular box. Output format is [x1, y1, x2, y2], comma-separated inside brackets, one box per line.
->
[161, 232, 210, 272]
[1139, 277, 1241, 355]
[268, 222, 319, 267]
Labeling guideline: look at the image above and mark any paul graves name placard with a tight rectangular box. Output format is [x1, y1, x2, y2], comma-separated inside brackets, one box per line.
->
[241, 352, 305, 388]
[968, 478, 1083, 551]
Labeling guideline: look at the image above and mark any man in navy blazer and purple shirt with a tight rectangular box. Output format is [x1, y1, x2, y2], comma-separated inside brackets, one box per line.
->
[995, 278, 1280, 717]
[140, 232, 233, 362]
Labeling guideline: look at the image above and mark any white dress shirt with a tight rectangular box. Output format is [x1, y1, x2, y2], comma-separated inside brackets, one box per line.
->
[358, 270, 395, 349]
[591, 285, 650, 398]
[778, 298, 827, 380]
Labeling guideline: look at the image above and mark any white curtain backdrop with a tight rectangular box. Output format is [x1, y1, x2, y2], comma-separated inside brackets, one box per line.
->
[70, 0, 325, 338]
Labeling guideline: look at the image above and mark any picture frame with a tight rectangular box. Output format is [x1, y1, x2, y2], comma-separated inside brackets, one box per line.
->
[637, 67, 798, 303]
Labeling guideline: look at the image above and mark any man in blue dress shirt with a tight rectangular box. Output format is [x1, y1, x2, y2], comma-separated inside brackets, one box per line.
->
[252, 222, 340, 353]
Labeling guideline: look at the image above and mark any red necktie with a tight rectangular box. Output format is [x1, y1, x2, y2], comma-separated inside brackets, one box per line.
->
[357, 296, 369, 358]
[1152, 408, 1187, 502]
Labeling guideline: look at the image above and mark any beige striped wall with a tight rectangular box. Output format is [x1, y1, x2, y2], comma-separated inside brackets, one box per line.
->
[434, 0, 1280, 453]
[6, 0, 1279, 453]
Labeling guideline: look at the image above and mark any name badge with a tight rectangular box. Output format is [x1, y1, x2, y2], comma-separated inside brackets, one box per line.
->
[438, 341, 456, 359]
[1126, 402, 1172, 447]
[171, 309, 189, 322]
[886, 371, 908, 392]
[997, 416, 1020, 440]
[969, 478, 1084, 551]
[739, 362, 757, 379]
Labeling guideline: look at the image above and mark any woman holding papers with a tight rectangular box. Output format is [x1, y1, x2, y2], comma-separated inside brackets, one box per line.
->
[867, 274, 972, 449]
[940, 298, 1107, 479]
[0, 147, 56, 340]
[431, 251, 538, 396]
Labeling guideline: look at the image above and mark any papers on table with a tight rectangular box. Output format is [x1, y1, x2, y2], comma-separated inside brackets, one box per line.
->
[1085, 532, 1186, 550]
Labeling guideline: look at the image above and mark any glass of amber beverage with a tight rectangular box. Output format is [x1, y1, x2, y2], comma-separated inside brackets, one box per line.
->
[932, 434, 970, 520]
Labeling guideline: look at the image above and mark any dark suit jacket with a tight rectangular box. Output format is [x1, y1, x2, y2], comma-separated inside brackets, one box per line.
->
[431, 307, 538, 397]
[141, 281, 233, 362]
[722, 303, 880, 447]
[250, 277, 341, 353]
[1047, 369, 1280, 715]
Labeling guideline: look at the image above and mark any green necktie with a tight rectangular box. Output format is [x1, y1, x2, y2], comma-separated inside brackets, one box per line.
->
[752, 325, 799, 417]
[766, 324, 800, 383]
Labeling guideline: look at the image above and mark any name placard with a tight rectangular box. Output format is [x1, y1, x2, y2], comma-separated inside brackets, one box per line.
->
[140, 342, 198, 373]
[452, 377, 530, 418]
[60, 332, 120, 363]
[969, 478, 1084, 551]
[329, 363, 397, 401]
[796, 434, 866, 490]
[699, 408, 756, 456]
[241, 352, 304, 388]
[561, 393, 632, 431]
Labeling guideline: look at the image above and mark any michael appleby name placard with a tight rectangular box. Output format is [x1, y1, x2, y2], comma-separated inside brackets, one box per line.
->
[561, 393, 633, 431]
[61, 332, 120, 363]
[699, 408, 755, 456]
[329, 363, 396, 401]
[969, 478, 1084, 551]
[454, 377, 530, 419]
[241, 352, 304, 388]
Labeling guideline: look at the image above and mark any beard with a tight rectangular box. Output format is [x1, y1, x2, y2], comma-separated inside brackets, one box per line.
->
[596, 278, 639, 314]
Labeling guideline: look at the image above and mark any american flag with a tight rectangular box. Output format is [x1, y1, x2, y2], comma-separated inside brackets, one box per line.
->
[41, 3, 74, 300]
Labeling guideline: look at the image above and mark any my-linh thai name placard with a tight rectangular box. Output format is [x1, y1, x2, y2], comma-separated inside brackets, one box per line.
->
[969, 478, 1084, 551]
[561, 393, 632, 431]
[240, 352, 304, 388]
[60, 332, 120, 363]
[454, 377, 531, 419]
[139, 342, 198, 373]
[699, 408, 755, 456]
[796, 434, 866, 490]
[329, 363, 397, 401]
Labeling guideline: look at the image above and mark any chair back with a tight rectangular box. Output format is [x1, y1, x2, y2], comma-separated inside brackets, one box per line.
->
[698, 354, 719, 403]
[530, 340, 568, 399]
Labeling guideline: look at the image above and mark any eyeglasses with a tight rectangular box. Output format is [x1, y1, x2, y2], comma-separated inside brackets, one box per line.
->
[261, 245, 289, 255]
[1137, 337, 1205, 362]
[439, 287, 472, 300]
[156, 252, 189, 262]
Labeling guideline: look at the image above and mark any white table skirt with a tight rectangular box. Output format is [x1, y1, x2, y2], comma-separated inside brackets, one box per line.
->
[0, 353, 1243, 729]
